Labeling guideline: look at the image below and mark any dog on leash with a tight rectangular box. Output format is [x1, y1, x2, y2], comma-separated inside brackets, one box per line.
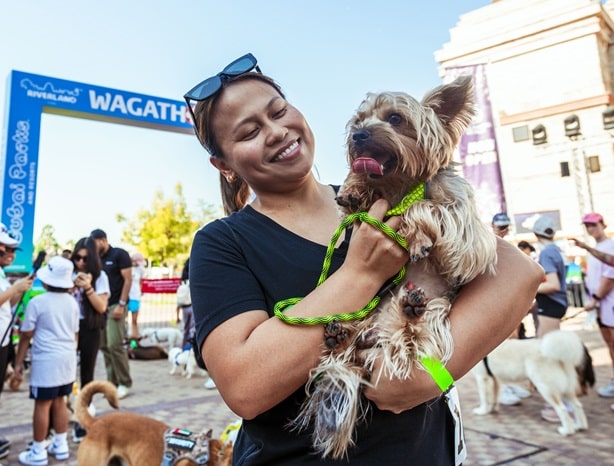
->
[141, 326, 183, 349]
[293, 76, 498, 459]
[169, 346, 205, 379]
[75, 380, 232, 465]
[471, 330, 592, 436]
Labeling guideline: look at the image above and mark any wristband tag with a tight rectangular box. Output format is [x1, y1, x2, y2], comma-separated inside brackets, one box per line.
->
[444, 386, 466, 466]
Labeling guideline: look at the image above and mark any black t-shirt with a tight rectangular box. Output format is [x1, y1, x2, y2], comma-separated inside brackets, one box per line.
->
[100, 245, 131, 305]
[190, 206, 454, 465]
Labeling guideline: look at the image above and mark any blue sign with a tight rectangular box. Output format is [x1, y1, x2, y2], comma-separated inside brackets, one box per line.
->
[0, 70, 194, 272]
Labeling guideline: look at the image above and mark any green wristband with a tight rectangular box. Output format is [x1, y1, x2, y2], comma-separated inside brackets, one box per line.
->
[421, 357, 454, 393]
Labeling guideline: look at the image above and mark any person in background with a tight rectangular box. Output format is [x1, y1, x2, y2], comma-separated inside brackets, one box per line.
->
[186, 57, 543, 464]
[61, 249, 72, 259]
[177, 259, 195, 349]
[532, 216, 568, 337]
[517, 240, 536, 259]
[13, 257, 79, 466]
[574, 213, 614, 408]
[490, 213, 532, 405]
[90, 229, 132, 400]
[531, 215, 570, 423]
[70, 237, 110, 443]
[491, 212, 511, 239]
[0, 223, 34, 461]
[128, 252, 146, 339]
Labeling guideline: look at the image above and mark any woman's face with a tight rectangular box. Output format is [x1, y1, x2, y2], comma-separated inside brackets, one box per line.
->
[73, 248, 88, 272]
[210, 79, 315, 193]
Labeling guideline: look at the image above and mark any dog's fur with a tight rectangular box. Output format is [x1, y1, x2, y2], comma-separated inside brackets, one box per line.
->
[141, 326, 183, 349]
[471, 330, 592, 436]
[128, 342, 168, 360]
[75, 380, 232, 466]
[294, 76, 498, 459]
[169, 346, 206, 379]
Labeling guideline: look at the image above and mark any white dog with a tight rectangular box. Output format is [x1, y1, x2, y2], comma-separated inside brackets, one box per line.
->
[140, 327, 183, 349]
[168, 347, 205, 379]
[471, 330, 592, 436]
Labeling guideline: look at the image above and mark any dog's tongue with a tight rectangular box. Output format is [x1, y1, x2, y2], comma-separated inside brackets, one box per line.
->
[352, 157, 383, 175]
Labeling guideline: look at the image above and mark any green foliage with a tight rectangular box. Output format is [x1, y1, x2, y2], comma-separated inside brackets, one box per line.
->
[34, 224, 62, 257]
[116, 183, 220, 267]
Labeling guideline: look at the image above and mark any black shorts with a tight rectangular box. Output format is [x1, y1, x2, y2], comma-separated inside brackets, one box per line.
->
[536, 295, 567, 319]
[597, 317, 614, 329]
[29, 382, 73, 400]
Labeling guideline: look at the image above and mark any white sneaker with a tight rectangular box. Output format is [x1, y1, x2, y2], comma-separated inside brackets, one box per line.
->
[597, 380, 614, 398]
[203, 378, 217, 390]
[508, 384, 531, 399]
[499, 385, 521, 406]
[18, 448, 47, 466]
[47, 442, 69, 461]
[116, 385, 129, 399]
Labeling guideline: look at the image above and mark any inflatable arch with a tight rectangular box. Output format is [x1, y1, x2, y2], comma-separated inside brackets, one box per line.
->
[1, 70, 193, 271]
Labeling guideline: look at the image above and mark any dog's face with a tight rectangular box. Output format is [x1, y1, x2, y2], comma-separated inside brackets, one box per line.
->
[346, 76, 475, 186]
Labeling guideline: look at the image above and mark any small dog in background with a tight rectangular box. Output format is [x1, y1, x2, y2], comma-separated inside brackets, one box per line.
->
[169, 347, 206, 379]
[471, 330, 592, 436]
[141, 326, 183, 349]
[75, 380, 232, 465]
[294, 76, 498, 459]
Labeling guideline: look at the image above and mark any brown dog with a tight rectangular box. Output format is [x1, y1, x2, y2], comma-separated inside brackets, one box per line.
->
[76, 380, 232, 465]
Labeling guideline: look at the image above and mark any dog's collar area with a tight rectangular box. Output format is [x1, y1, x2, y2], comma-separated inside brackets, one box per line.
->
[162, 429, 210, 466]
[386, 182, 426, 217]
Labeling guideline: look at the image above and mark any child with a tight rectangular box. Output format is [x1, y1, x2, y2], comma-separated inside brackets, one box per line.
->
[13, 256, 79, 465]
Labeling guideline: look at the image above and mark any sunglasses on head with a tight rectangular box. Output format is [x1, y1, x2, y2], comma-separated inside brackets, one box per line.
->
[183, 53, 261, 129]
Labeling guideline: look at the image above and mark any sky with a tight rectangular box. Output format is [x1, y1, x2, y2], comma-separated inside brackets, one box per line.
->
[0, 0, 491, 250]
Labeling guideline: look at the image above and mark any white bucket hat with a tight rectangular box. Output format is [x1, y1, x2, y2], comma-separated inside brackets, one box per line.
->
[0, 223, 19, 247]
[37, 256, 75, 288]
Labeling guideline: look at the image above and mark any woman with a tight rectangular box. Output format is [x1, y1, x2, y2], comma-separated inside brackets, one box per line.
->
[186, 54, 543, 465]
[128, 252, 145, 339]
[71, 236, 110, 442]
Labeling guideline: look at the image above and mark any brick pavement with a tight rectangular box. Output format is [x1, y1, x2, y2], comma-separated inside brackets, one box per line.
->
[0, 309, 613, 465]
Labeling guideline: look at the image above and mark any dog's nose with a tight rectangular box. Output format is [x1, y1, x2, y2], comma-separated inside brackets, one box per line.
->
[352, 129, 370, 144]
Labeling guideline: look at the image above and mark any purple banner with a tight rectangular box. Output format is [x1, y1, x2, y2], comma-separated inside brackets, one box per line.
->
[444, 64, 506, 222]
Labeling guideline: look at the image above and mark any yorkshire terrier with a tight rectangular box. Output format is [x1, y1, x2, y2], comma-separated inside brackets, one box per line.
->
[293, 76, 498, 459]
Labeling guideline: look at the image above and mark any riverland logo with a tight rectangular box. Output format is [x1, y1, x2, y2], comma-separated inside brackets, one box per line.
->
[20, 78, 81, 103]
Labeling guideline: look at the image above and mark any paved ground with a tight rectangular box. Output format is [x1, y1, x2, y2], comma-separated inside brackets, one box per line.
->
[0, 308, 613, 465]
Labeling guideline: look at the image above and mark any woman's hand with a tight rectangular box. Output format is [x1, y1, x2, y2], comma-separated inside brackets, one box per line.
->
[74, 272, 93, 290]
[343, 199, 409, 286]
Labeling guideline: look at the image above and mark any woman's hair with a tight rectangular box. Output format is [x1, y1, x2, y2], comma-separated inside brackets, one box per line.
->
[192, 73, 285, 215]
[71, 236, 102, 289]
[517, 240, 536, 252]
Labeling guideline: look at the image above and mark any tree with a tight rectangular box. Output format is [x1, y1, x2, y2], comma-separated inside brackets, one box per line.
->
[34, 224, 62, 257]
[117, 183, 220, 267]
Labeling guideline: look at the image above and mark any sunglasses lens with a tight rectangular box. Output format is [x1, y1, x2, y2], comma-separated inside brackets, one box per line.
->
[223, 54, 257, 75]
[185, 75, 222, 101]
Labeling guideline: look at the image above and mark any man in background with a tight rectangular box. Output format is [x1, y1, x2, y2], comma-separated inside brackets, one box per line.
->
[90, 229, 132, 399]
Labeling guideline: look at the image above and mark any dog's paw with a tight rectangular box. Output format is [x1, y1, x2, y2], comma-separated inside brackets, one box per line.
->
[400, 281, 428, 318]
[472, 406, 491, 416]
[335, 193, 361, 211]
[324, 319, 351, 350]
[557, 425, 576, 436]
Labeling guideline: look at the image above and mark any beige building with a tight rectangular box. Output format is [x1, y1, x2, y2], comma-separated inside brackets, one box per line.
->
[436, 0, 614, 248]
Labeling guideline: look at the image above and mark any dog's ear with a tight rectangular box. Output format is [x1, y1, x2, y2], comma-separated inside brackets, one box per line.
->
[421, 76, 474, 141]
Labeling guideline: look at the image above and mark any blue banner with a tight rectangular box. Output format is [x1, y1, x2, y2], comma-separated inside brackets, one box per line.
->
[0, 70, 193, 272]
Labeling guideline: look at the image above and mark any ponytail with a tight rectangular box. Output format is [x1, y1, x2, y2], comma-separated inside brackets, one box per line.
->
[220, 173, 251, 215]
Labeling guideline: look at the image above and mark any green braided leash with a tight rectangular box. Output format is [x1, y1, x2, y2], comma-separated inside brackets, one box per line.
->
[273, 183, 425, 326]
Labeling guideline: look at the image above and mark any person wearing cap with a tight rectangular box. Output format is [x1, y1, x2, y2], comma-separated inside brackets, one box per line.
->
[0, 223, 34, 460]
[12, 256, 79, 465]
[532, 215, 568, 338]
[90, 229, 133, 399]
[491, 212, 511, 238]
[574, 213, 614, 402]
